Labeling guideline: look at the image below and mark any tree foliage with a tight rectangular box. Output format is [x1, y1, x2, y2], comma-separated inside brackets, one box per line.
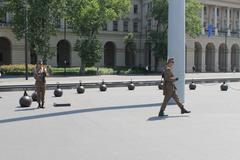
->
[66, 0, 131, 37]
[66, 0, 131, 74]
[186, 0, 202, 38]
[74, 37, 102, 67]
[124, 32, 136, 55]
[3, 0, 66, 60]
[149, 0, 202, 61]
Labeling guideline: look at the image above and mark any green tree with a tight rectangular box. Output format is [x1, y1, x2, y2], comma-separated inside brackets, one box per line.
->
[65, 0, 130, 74]
[3, 0, 66, 62]
[186, 0, 202, 37]
[74, 37, 102, 74]
[123, 33, 136, 67]
[149, 0, 202, 70]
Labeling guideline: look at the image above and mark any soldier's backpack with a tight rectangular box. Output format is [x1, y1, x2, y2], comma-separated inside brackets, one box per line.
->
[160, 67, 166, 79]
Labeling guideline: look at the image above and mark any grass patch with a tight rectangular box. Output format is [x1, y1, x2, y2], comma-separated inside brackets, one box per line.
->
[0, 65, 150, 76]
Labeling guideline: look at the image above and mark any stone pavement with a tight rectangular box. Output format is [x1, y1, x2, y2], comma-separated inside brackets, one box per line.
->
[0, 83, 240, 160]
[1, 72, 240, 86]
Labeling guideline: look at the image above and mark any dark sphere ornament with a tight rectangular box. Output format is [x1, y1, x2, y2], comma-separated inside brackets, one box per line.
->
[128, 80, 135, 90]
[158, 80, 164, 90]
[54, 83, 63, 97]
[220, 82, 228, 91]
[31, 91, 38, 102]
[189, 82, 196, 90]
[100, 80, 107, 92]
[19, 90, 33, 107]
[77, 81, 85, 94]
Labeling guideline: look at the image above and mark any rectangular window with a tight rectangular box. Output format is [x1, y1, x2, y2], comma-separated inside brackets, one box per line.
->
[67, 23, 72, 29]
[123, 21, 128, 32]
[237, 11, 240, 19]
[204, 7, 207, 15]
[204, 22, 207, 28]
[55, 18, 61, 28]
[147, 20, 151, 31]
[133, 22, 138, 32]
[217, 8, 219, 17]
[134, 5, 138, 14]
[0, 12, 6, 23]
[0, 52, 2, 62]
[102, 23, 107, 31]
[113, 21, 118, 31]
[147, 2, 152, 13]
[224, 20, 227, 28]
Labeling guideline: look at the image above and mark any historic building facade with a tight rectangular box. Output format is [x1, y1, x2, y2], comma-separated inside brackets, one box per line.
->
[187, 0, 240, 72]
[1, 0, 240, 73]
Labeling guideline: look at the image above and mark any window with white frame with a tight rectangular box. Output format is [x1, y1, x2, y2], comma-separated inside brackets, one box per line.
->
[133, 22, 138, 32]
[147, 20, 151, 31]
[102, 23, 107, 31]
[113, 21, 118, 31]
[123, 21, 128, 32]
[134, 5, 138, 14]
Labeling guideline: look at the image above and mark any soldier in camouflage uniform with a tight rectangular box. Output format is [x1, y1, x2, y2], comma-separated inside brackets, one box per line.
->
[34, 60, 48, 109]
[158, 58, 191, 117]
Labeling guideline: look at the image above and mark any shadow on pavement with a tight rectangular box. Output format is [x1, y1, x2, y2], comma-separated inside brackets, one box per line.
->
[148, 115, 190, 121]
[0, 103, 161, 124]
[15, 106, 37, 112]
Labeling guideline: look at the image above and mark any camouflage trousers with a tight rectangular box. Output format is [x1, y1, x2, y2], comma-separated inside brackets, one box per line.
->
[35, 82, 46, 104]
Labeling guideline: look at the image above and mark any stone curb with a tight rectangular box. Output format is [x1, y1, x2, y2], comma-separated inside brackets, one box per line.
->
[1, 78, 240, 92]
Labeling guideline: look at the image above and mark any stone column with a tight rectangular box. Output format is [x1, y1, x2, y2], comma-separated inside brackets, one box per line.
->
[168, 0, 185, 103]
[202, 5, 205, 35]
[238, 10, 240, 36]
[215, 6, 218, 36]
[227, 47, 231, 72]
[201, 47, 206, 72]
[227, 8, 231, 36]
[215, 47, 219, 72]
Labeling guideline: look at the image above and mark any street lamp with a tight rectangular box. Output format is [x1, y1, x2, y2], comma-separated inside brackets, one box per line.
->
[24, 1, 28, 80]
[64, 59, 67, 75]
[224, 28, 228, 72]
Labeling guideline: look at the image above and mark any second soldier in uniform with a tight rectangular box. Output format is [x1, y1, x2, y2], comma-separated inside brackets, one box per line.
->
[34, 60, 48, 109]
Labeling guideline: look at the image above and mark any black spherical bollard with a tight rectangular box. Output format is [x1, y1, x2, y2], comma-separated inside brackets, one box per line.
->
[31, 91, 38, 102]
[77, 81, 85, 94]
[100, 80, 107, 92]
[128, 80, 135, 90]
[158, 80, 164, 90]
[54, 83, 63, 97]
[19, 90, 32, 107]
[189, 81, 196, 90]
[220, 82, 228, 91]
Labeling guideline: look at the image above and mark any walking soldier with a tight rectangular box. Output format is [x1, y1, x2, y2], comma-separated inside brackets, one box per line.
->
[158, 58, 191, 117]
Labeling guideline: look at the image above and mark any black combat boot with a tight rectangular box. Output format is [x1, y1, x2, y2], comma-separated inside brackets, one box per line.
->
[181, 107, 191, 114]
[41, 102, 45, 109]
[158, 110, 167, 117]
[37, 102, 41, 109]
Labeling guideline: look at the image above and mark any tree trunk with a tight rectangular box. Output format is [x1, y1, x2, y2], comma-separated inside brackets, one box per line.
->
[154, 56, 160, 72]
[79, 59, 86, 75]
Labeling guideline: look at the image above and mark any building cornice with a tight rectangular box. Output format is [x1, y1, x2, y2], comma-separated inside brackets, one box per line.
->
[200, 0, 240, 8]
